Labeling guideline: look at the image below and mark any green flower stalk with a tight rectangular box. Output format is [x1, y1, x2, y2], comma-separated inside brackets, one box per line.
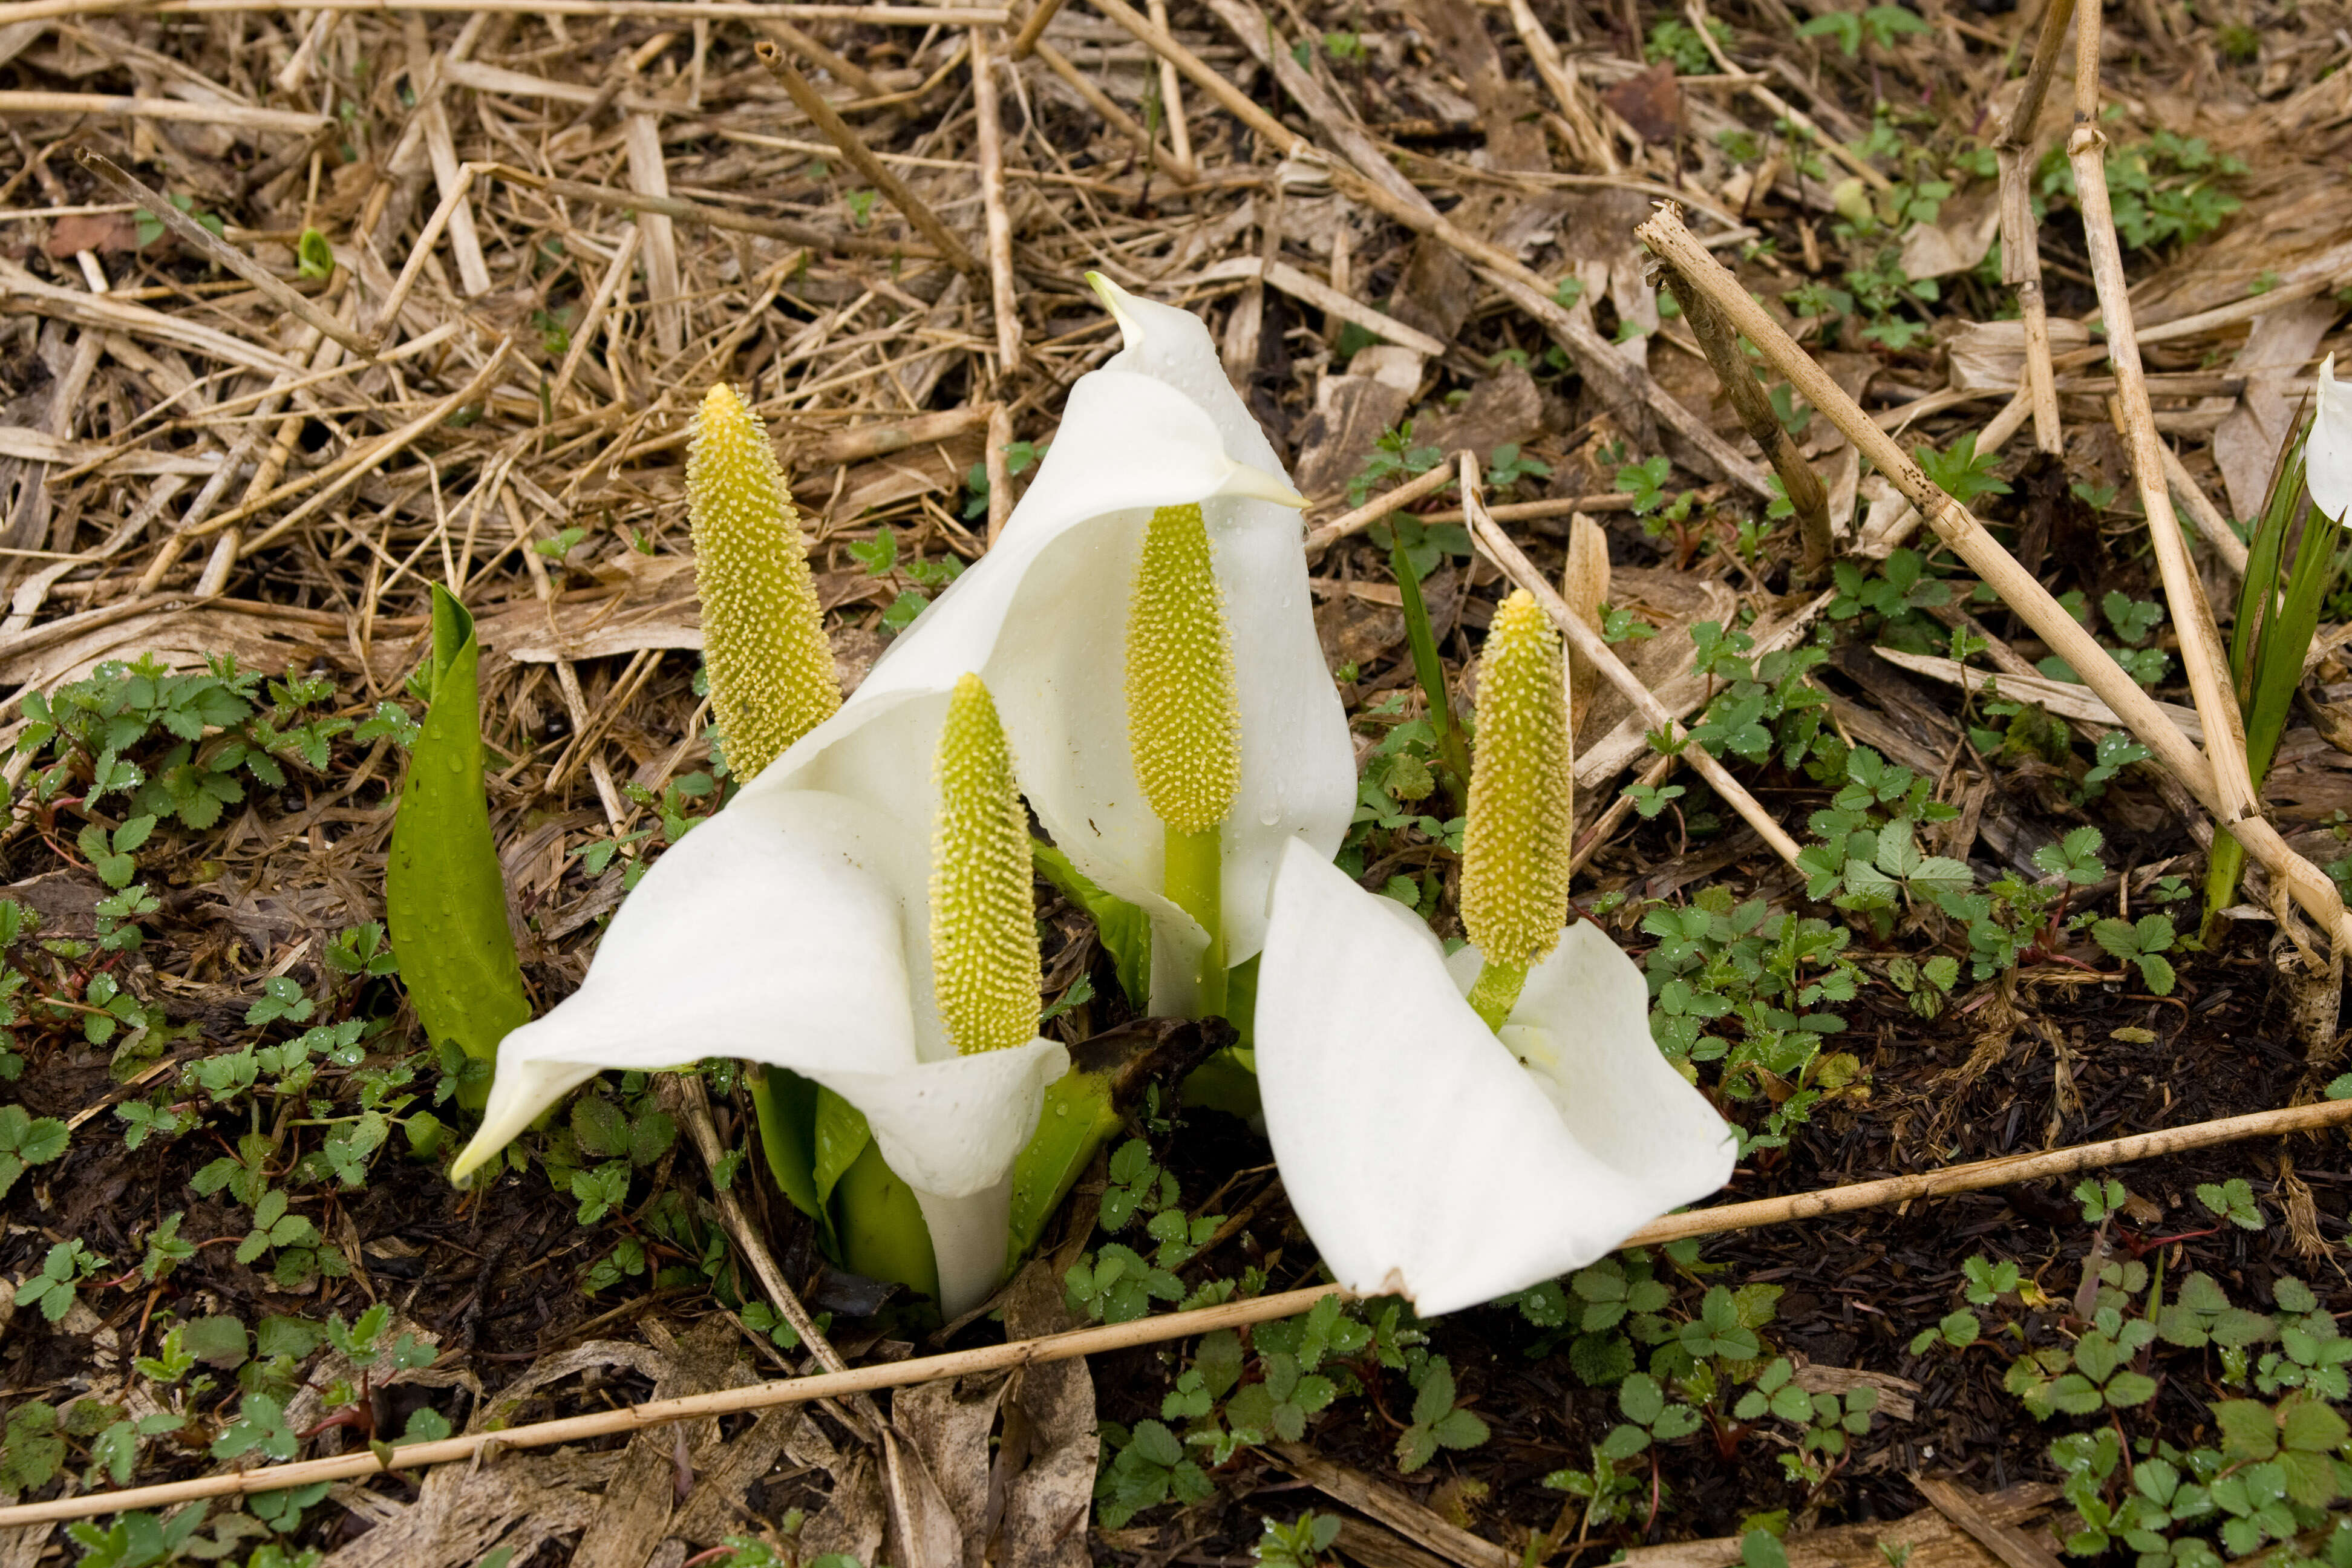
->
[931, 673, 1043, 1055]
[685, 383, 840, 779]
[1460, 589, 1574, 1032]
[1125, 501, 1241, 1014]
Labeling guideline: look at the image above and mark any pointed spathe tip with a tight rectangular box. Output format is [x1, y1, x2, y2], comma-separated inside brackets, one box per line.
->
[446, 1054, 597, 1188]
[1217, 459, 1308, 511]
[1086, 271, 1146, 350]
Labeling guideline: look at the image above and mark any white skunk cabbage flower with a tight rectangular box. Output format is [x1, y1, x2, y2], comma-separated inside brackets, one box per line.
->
[1255, 841, 1737, 1315]
[2313, 353, 2351, 527]
[451, 283, 1349, 1311]
[759, 276, 1354, 1014]
[451, 768, 1069, 1318]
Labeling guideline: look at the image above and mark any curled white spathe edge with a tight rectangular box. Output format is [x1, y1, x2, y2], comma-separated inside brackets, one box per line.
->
[445, 789, 1069, 1316]
[2311, 352, 2352, 529]
[1255, 838, 1737, 1318]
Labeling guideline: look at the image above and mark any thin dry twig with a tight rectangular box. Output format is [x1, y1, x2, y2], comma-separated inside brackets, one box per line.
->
[970, 25, 1021, 376]
[1008, 0, 1070, 56]
[1637, 205, 2352, 952]
[1304, 460, 1462, 559]
[754, 40, 980, 273]
[1466, 469, 1808, 869]
[11, 1094, 2351, 1531]
[73, 149, 373, 357]
[1991, 0, 2075, 454]
[2065, 0, 2262, 905]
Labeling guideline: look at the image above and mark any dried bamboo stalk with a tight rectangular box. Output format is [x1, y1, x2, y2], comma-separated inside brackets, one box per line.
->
[1030, 39, 1195, 183]
[1659, 269, 1831, 578]
[73, 150, 371, 357]
[753, 41, 981, 273]
[2160, 442, 2249, 578]
[2065, 0, 2259, 856]
[1466, 481, 1808, 869]
[421, 99, 492, 299]
[1135, 0, 1190, 171]
[11, 1094, 2347, 1531]
[0, 91, 328, 134]
[969, 26, 1021, 375]
[1009, 0, 1070, 56]
[1993, 0, 2074, 454]
[1637, 206, 2352, 951]
[1302, 460, 1462, 558]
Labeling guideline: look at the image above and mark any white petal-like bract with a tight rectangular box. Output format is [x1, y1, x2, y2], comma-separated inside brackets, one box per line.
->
[756, 301, 1353, 1004]
[2313, 353, 2352, 528]
[453, 788, 1067, 1315]
[1255, 840, 1735, 1316]
[454, 283, 1338, 1313]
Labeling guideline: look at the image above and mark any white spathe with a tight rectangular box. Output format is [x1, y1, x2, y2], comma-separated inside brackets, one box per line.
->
[757, 278, 1355, 1014]
[2313, 353, 2352, 527]
[450, 295, 1347, 1314]
[1255, 840, 1737, 1316]
[451, 787, 1069, 1318]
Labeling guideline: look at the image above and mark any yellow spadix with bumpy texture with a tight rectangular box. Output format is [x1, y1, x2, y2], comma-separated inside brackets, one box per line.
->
[1125, 501, 1241, 1013]
[685, 384, 840, 779]
[1125, 503, 1241, 834]
[930, 673, 1042, 1057]
[1460, 589, 1573, 1031]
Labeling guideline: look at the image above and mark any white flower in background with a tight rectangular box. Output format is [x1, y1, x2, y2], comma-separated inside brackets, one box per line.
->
[2311, 353, 2351, 527]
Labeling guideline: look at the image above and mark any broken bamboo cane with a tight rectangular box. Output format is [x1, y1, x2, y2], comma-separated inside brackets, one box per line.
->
[7, 1095, 2349, 1530]
[1635, 204, 2352, 955]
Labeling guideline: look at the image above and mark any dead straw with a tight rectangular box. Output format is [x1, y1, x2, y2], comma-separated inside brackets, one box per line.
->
[1990, 0, 2074, 454]
[7, 1094, 2346, 1531]
[753, 40, 979, 273]
[1465, 469, 1808, 870]
[2063, 0, 2259, 867]
[1658, 267, 1831, 579]
[1636, 204, 2352, 953]
[969, 25, 1021, 376]
[1007, 0, 1068, 56]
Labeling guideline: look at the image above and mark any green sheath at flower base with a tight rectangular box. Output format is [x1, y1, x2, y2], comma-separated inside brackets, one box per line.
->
[1460, 589, 1573, 1032]
[685, 383, 840, 779]
[930, 673, 1043, 1056]
[1125, 503, 1240, 1013]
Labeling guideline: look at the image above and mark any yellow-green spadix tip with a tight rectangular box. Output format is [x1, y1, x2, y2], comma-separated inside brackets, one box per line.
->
[1460, 589, 1573, 972]
[930, 673, 1043, 1057]
[1125, 503, 1241, 837]
[686, 383, 840, 781]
